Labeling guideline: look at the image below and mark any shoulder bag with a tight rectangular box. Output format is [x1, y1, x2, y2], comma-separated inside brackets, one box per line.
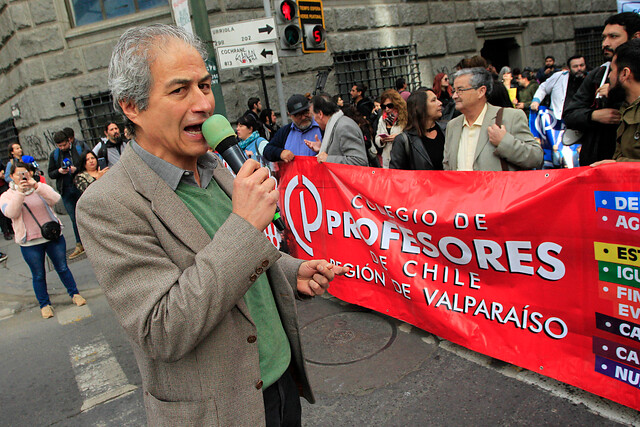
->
[23, 203, 61, 241]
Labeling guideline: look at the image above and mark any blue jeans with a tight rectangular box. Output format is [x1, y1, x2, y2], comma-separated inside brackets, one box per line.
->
[62, 187, 82, 244]
[20, 235, 79, 308]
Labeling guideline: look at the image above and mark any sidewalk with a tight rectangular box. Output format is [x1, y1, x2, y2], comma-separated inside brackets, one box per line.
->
[0, 212, 100, 319]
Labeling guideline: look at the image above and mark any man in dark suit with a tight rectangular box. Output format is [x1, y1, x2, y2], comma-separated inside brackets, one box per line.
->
[76, 24, 346, 426]
[563, 12, 640, 165]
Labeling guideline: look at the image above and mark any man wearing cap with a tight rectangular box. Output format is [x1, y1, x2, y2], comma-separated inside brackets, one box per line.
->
[263, 94, 322, 163]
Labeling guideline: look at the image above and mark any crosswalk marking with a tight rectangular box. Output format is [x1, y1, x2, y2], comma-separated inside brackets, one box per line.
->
[57, 304, 92, 325]
[69, 334, 138, 412]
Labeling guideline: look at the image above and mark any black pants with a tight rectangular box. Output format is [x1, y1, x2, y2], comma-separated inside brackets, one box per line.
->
[263, 368, 301, 427]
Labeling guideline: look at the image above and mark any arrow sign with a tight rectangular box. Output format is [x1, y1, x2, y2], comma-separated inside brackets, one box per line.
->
[211, 17, 278, 48]
[217, 42, 279, 70]
[258, 24, 274, 35]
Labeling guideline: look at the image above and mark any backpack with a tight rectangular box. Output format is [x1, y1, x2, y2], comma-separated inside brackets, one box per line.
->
[96, 141, 109, 165]
[53, 143, 83, 164]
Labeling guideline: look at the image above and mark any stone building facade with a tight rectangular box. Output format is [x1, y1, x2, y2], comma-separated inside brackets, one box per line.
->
[0, 0, 617, 161]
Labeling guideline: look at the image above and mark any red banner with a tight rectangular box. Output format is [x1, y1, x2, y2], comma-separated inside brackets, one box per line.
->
[278, 158, 640, 411]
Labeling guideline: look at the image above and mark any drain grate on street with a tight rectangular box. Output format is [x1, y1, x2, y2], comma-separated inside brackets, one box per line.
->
[302, 311, 396, 366]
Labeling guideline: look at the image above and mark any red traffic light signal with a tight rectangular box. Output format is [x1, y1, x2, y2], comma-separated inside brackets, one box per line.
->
[303, 24, 326, 49]
[279, 0, 297, 21]
[311, 25, 325, 44]
[276, 0, 302, 50]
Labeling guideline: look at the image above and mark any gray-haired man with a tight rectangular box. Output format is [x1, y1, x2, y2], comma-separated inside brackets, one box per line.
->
[76, 24, 346, 426]
[443, 67, 543, 171]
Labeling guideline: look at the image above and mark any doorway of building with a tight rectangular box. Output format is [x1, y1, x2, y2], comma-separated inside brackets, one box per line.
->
[481, 38, 521, 70]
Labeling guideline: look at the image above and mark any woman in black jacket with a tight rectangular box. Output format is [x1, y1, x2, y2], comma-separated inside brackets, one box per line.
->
[389, 89, 445, 170]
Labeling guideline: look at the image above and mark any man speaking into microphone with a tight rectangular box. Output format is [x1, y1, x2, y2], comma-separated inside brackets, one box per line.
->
[76, 24, 347, 427]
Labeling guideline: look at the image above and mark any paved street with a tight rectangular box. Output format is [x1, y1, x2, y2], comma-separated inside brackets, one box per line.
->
[1, 214, 639, 426]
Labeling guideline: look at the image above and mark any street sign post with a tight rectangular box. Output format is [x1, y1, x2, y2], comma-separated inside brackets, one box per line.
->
[211, 17, 277, 48]
[217, 42, 278, 70]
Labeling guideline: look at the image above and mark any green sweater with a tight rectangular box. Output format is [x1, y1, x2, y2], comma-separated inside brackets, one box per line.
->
[176, 180, 291, 389]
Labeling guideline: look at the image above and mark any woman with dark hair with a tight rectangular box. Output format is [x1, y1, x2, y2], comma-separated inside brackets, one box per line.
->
[258, 108, 280, 141]
[371, 89, 408, 168]
[4, 142, 23, 183]
[389, 90, 445, 171]
[236, 115, 269, 160]
[433, 73, 456, 123]
[74, 150, 109, 193]
[0, 161, 86, 318]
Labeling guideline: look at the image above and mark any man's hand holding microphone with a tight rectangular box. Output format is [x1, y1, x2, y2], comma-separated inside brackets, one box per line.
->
[202, 114, 349, 294]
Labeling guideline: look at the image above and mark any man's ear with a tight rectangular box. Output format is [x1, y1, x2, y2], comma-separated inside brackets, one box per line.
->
[632, 31, 640, 40]
[620, 67, 632, 83]
[119, 100, 140, 125]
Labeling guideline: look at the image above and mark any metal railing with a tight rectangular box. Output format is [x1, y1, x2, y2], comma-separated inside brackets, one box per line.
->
[73, 91, 123, 148]
[333, 44, 421, 101]
[575, 27, 605, 70]
[0, 118, 19, 163]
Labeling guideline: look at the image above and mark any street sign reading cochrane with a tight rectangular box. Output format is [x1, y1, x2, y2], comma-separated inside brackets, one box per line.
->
[210, 17, 277, 48]
[217, 42, 278, 70]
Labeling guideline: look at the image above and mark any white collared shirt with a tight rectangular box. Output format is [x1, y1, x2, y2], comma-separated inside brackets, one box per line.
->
[457, 103, 488, 171]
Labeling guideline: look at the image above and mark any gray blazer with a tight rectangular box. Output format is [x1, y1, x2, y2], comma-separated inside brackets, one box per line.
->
[76, 146, 312, 426]
[323, 114, 368, 166]
[443, 104, 543, 171]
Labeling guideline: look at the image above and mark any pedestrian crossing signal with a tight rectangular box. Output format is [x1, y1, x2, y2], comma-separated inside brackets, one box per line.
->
[304, 24, 326, 47]
[298, 0, 326, 53]
[276, 0, 302, 50]
[279, 0, 295, 21]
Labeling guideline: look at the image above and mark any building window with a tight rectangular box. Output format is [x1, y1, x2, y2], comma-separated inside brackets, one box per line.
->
[575, 27, 604, 70]
[73, 91, 123, 148]
[0, 118, 19, 163]
[333, 45, 421, 102]
[67, 0, 166, 27]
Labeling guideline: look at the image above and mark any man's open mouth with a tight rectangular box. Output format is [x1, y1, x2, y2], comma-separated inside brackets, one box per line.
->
[184, 124, 202, 134]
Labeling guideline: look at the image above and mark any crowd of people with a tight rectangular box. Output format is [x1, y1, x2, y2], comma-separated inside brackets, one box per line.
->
[235, 12, 639, 177]
[0, 12, 639, 425]
[0, 123, 127, 318]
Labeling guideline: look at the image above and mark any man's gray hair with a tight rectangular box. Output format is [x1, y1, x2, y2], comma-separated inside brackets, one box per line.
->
[109, 24, 207, 115]
[453, 67, 494, 97]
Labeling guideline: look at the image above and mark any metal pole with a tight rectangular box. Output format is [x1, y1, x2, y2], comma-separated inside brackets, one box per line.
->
[259, 66, 270, 109]
[263, 0, 289, 124]
[189, 0, 227, 117]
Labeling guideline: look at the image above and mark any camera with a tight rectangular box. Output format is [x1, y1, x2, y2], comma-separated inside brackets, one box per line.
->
[18, 171, 29, 181]
[62, 158, 72, 169]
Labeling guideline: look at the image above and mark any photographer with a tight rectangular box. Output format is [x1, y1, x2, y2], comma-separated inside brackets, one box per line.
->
[48, 131, 84, 259]
[0, 161, 86, 319]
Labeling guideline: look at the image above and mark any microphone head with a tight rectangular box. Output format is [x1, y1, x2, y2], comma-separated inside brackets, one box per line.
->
[202, 114, 236, 151]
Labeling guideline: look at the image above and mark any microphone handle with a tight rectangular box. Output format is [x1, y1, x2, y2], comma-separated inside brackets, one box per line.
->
[220, 145, 286, 231]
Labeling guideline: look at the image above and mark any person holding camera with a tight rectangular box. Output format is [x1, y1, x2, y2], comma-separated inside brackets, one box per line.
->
[0, 161, 86, 319]
[74, 151, 109, 193]
[48, 131, 85, 259]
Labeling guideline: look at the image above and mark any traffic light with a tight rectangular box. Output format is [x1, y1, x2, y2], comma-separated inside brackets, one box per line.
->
[276, 0, 301, 50]
[303, 24, 326, 49]
[297, 0, 327, 53]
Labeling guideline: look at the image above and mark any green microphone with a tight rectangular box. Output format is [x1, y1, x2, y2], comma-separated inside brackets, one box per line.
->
[202, 114, 286, 231]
